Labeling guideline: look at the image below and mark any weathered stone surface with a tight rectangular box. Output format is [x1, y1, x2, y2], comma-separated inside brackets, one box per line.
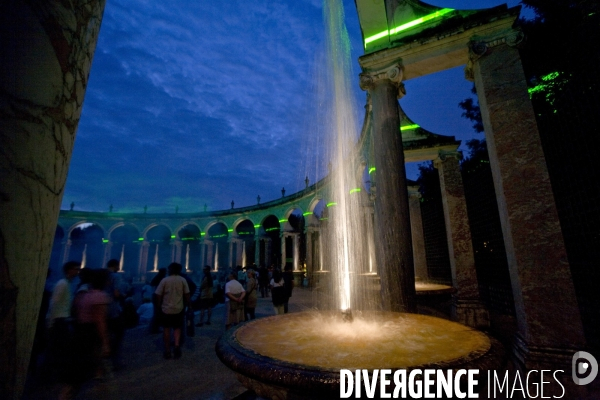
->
[408, 190, 427, 281]
[473, 43, 585, 354]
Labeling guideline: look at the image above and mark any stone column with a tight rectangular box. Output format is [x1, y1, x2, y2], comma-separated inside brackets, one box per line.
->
[469, 37, 586, 367]
[174, 240, 183, 264]
[265, 237, 272, 267]
[359, 64, 416, 312]
[305, 229, 313, 276]
[435, 152, 489, 328]
[200, 240, 206, 268]
[408, 189, 427, 282]
[254, 236, 261, 266]
[62, 238, 73, 264]
[228, 239, 234, 268]
[293, 233, 300, 271]
[102, 240, 113, 268]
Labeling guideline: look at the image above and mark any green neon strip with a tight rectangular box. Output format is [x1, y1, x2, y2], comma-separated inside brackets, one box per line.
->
[200, 232, 205, 236]
[102, 239, 108, 243]
[238, 231, 252, 235]
[369, 167, 376, 174]
[138, 237, 144, 241]
[400, 124, 420, 131]
[266, 227, 279, 232]
[364, 8, 454, 47]
[170, 235, 176, 239]
[278, 219, 287, 223]
[227, 228, 233, 232]
[303, 211, 313, 216]
[211, 234, 227, 238]
[320, 217, 329, 221]
[253, 224, 261, 228]
[349, 188, 361, 194]
[326, 202, 337, 207]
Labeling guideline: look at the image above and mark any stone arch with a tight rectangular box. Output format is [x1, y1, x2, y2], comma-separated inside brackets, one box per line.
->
[68, 222, 105, 269]
[174, 221, 202, 240]
[145, 224, 173, 272]
[108, 223, 141, 275]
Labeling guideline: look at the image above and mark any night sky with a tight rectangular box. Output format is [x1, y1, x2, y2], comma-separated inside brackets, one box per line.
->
[62, 0, 531, 213]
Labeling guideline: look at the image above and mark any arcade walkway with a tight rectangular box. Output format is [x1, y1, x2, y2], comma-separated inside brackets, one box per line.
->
[23, 288, 316, 400]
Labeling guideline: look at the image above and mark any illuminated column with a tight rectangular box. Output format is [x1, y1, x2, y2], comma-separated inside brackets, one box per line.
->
[364, 205, 376, 274]
[102, 240, 113, 268]
[62, 238, 72, 264]
[139, 241, 150, 276]
[435, 152, 489, 328]
[292, 233, 300, 271]
[359, 63, 416, 312]
[174, 240, 183, 264]
[280, 233, 286, 269]
[468, 37, 586, 367]
[408, 187, 427, 281]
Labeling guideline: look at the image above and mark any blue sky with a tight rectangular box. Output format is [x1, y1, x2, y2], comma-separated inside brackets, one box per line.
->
[63, 0, 531, 213]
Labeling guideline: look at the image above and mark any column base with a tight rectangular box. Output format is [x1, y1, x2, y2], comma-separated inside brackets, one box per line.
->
[452, 297, 490, 329]
[511, 333, 600, 398]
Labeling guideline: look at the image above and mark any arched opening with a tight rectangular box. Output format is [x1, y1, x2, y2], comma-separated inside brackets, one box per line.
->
[235, 220, 256, 268]
[109, 224, 140, 275]
[69, 223, 105, 269]
[262, 215, 281, 267]
[146, 225, 172, 272]
[178, 224, 201, 272]
[207, 222, 229, 271]
[283, 209, 305, 271]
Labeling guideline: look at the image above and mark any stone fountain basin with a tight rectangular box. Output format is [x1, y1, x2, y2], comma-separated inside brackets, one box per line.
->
[216, 311, 504, 399]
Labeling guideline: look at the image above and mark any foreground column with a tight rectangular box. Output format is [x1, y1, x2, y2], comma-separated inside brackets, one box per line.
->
[0, 1, 106, 397]
[435, 152, 489, 328]
[470, 37, 585, 368]
[359, 64, 416, 312]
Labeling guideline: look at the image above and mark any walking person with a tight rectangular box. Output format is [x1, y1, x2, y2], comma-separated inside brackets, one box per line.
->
[155, 263, 191, 359]
[195, 265, 214, 326]
[149, 268, 166, 334]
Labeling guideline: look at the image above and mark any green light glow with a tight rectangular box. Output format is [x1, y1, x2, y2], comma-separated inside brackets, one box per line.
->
[303, 211, 313, 216]
[400, 124, 420, 131]
[102, 239, 108, 243]
[170, 235, 176, 239]
[227, 228, 233, 232]
[349, 188, 361, 194]
[266, 227, 279, 232]
[368, 167, 376, 174]
[200, 232, 205, 236]
[364, 8, 454, 47]
[253, 224, 261, 228]
[326, 202, 337, 207]
[238, 231, 252, 235]
[138, 237, 144, 241]
[278, 218, 287, 223]
[320, 217, 329, 221]
[211, 234, 227, 238]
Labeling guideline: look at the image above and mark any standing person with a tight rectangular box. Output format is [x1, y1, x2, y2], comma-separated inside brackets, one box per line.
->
[105, 259, 126, 370]
[149, 267, 166, 334]
[224, 273, 245, 330]
[195, 266, 214, 327]
[155, 263, 190, 359]
[282, 265, 295, 313]
[270, 269, 286, 315]
[46, 261, 80, 389]
[258, 265, 269, 298]
[237, 266, 247, 287]
[244, 269, 258, 320]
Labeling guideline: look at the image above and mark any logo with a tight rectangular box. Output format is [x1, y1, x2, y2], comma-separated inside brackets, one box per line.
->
[572, 351, 598, 385]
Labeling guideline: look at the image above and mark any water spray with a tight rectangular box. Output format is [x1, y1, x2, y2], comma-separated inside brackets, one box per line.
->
[341, 308, 353, 323]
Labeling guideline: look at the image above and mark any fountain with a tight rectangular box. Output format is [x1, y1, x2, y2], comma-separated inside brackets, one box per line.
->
[216, 1, 502, 398]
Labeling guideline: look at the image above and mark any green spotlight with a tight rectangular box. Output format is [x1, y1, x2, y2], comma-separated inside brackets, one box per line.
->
[400, 124, 420, 131]
[326, 202, 337, 207]
[349, 188, 361, 194]
[369, 167, 376, 174]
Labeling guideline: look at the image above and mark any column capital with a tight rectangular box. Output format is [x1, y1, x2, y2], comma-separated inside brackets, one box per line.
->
[465, 27, 525, 81]
[434, 150, 462, 166]
[359, 63, 406, 99]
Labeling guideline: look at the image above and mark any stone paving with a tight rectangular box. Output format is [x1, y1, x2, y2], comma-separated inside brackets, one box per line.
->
[23, 288, 317, 400]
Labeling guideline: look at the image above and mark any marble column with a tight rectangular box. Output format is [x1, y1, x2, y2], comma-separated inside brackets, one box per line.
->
[280, 233, 287, 269]
[62, 238, 72, 264]
[138, 241, 150, 276]
[359, 64, 416, 312]
[305, 229, 313, 276]
[470, 37, 585, 367]
[435, 152, 489, 328]
[408, 189, 427, 282]
[174, 240, 183, 264]
[293, 233, 300, 271]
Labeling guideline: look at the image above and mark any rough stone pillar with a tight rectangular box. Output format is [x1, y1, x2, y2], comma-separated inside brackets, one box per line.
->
[408, 189, 427, 282]
[359, 64, 416, 312]
[435, 152, 489, 328]
[470, 38, 586, 367]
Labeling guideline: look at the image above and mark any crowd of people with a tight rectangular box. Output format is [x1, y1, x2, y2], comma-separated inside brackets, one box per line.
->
[31, 260, 298, 399]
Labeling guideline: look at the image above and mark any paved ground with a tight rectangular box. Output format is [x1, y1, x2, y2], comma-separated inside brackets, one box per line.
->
[23, 288, 317, 400]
